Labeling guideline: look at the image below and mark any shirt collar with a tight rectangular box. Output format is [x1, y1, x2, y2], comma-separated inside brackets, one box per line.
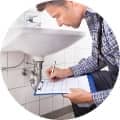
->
[84, 7, 96, 19]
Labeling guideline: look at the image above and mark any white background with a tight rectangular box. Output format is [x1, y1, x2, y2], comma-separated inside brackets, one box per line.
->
[0, 0, 120, 120]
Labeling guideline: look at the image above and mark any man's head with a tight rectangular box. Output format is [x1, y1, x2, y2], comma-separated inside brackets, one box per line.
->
[36, 0, 86, 28]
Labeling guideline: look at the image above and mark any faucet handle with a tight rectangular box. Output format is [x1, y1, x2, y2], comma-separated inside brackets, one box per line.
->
[24, 10, 41, 27]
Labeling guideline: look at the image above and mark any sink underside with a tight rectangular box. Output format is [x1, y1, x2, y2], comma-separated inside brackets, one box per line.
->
[2, 28, 84, 57]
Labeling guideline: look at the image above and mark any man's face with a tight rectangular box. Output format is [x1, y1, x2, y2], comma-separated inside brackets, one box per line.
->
[45, 4, 81, 28]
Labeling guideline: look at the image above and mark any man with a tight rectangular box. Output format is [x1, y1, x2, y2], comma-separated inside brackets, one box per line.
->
[36, 0, 119, 117]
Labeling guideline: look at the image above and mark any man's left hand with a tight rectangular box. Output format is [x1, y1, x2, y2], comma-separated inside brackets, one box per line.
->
[63, 88, 93, 104]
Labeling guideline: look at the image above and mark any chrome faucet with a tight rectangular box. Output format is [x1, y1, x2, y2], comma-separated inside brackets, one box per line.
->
[25, 15, 41, 26]
[26, 15, 37, 23]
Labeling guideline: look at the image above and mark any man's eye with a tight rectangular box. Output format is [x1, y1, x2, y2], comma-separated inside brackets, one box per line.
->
[53, 15, 56, 18]
[56, 15, 60, 18]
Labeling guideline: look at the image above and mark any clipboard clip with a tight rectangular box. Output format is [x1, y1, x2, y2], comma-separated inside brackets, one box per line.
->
[37, 80, 44, 90]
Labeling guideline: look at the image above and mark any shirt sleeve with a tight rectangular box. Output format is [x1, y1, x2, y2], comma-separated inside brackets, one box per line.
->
[92, 89, 111, 106]
[70, 56, 106, 77]
[102, 20, 120, 67]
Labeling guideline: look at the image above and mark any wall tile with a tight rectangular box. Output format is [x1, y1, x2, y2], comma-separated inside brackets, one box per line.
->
[25, 101, 40, 115]
[10, 87, 26, 105]
[64, 62, 78, 68]
[8, 51, 25, 68]
[40, 97, 53, 115]
[44, 50, 65, 66]
[74, 48, 91, 63]
[51, 50, 65, 65]
[63, 98, 71, 107]
[24, 75, 31, 86]
[0, 52, 7, 68]
[24, 54, 33, 68]
[40, 95, 53, 100]
[43, 54, 55, 67]
[52, 95, 64, 111]
[7, 69, 25, 89]
[64, 46, 75, 64]
[1, 70, 8, 87]
[55, 63, 65, 68]
[25, 86, 39, 103]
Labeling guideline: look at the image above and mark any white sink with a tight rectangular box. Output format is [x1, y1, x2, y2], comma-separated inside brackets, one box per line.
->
[2, 27, 84, 57]
[2, 9, 84, 57]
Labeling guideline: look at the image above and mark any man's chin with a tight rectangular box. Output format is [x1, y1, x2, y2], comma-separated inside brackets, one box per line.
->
[65, 24, 79, 29]
[73, 22, 81, 28]
[72, 25, 79, 29]
[72, 23, 80, 28]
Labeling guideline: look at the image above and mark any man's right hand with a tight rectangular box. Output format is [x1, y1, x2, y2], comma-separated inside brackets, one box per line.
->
[46, 67, 73, 81]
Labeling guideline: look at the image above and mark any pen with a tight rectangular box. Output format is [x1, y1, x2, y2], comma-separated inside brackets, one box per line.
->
[51, 61, 56, 73]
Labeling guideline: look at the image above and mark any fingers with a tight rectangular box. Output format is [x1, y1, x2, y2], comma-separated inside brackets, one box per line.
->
[70, 88, 83, 92]
[46, 67, 57, 80]
[46, 67, 52, 77]
[63, 88, 82, 99]
[46, 67, 52, 76]
[63, 89, 74, 98]
[63, 93, 71, 98]
[45, 67, 65, 81]
[50, 72, 57, 80]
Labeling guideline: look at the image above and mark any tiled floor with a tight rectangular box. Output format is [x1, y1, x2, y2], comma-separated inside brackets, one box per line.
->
[42, 105, 74, 119]
[57, 112, 74, 120]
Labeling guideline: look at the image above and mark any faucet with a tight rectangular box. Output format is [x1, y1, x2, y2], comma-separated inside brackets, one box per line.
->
[25, 14, 41, 26]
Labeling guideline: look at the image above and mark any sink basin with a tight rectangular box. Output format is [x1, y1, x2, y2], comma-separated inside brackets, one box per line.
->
[2, 27, 84, 57]
[2, 9, 84, 57]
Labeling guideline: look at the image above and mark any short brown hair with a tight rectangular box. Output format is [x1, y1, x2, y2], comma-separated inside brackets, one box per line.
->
[36, 0, 65, 11]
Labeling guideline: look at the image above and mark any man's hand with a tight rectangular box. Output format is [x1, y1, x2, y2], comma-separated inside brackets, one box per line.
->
[46, 67, 73, 80]
[63, 88, 93, 104]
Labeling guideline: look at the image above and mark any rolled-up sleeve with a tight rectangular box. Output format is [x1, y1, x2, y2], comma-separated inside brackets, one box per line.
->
[70, 56, 106, 77]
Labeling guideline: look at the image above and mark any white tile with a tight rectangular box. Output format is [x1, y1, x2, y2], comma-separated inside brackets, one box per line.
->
[64, 62, 77, 68]
[44, 50, 65, 66]
[55, 63, 65, 68]
[24, 54, 34, 68]
[43, 54, 55, 67]
[72, 29, 92, 51]
[64, 46, 75, 64]
[10, 87, 26, 105]
[10, 85, 39, 105]
[25, 101, 40, 115]
[24, 75, 31, 86]
[53, 95, 64, 111]
[0, 52, 7, 68]
[25, 86, 39, 103]
[7, 69, 25, 89]
[40, 95, 53, 99]
[74, 48, 91, 63]
[63, 98, 71, 107]
[74, 37, 92, 49]
[8, 51, 25, 68]
[51, 50, 65, 65]
[40, 97, 53, 115]
[1, 70, 8, 87]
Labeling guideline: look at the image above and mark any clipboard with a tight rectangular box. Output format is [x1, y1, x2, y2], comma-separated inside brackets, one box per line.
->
[34, 74, 96, 96]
